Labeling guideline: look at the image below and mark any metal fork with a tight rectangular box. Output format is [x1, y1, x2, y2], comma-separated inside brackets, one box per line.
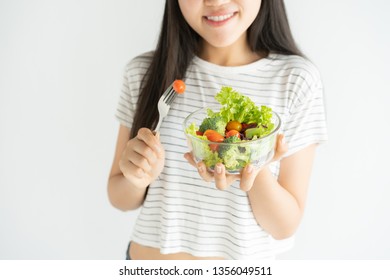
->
[155, 82, 177, 131]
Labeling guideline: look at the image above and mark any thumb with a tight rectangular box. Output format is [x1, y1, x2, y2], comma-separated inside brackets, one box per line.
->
[273, 134, 288, 161]
[239, 164, 258, 192]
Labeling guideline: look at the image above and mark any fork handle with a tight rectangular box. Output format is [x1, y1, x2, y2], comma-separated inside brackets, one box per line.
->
[155, 118, 162, 132]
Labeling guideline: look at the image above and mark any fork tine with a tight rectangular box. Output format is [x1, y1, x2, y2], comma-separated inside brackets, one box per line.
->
[165, 89, 176, 105]
[161, 83, 173, 97]
[161, 82, 177, 104]
[155, 80, 183, 132]
[162, 87, 173, 100]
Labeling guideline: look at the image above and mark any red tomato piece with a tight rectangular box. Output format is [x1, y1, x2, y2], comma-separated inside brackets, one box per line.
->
[226, 129, 241, 139]
[173, 80, 186, 94]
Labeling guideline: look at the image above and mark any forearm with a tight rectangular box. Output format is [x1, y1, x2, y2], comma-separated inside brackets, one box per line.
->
[248, 167, 303, 240]
[107, 174, 147, 211]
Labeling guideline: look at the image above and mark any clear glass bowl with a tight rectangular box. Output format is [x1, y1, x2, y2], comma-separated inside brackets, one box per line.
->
[183, 106, 281, 174]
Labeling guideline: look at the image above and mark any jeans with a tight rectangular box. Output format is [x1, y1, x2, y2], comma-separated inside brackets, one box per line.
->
[125, 241, 131, 260]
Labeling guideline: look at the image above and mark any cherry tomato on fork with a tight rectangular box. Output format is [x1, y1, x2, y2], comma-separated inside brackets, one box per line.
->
[173, 80, 186, 94]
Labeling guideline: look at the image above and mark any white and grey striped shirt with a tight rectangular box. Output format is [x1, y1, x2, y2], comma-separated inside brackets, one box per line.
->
[116, 51, 328, 259]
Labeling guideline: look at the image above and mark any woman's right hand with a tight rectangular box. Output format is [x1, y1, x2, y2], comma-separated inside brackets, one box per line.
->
[119, 128, 165, 189]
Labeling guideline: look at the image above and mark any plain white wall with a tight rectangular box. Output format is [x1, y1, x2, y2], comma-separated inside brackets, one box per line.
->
[0, 0, 389, 260]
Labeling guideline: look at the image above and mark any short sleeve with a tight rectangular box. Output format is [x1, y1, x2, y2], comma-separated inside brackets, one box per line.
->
[114, 52, 153, 129]
[115, 68, 136, 129]
[282, 69, 328, 157]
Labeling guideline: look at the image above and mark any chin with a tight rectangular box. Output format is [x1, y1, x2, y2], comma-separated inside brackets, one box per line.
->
[206, 37, 242, 49]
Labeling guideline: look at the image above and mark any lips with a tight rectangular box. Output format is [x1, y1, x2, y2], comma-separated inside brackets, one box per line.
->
[203, 11, 237, 25]
[206, 13, 235, 22]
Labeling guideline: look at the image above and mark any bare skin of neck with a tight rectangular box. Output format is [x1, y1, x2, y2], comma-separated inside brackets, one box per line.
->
[199, 32, 263, 66]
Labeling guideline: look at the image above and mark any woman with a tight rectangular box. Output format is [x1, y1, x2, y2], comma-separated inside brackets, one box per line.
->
[108, 0, 328, 260]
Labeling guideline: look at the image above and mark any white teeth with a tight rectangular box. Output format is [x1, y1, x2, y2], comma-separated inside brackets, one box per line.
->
[206, 13, 234, 22]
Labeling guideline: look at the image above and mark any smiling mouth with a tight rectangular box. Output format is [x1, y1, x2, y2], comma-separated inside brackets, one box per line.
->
[205, 13, 236, 22]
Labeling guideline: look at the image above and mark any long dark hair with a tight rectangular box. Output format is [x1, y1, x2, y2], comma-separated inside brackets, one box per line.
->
[130, 0, 302, 138]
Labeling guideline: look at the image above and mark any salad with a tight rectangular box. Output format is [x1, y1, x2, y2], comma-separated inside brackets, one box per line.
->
[185, 86, 279, 172]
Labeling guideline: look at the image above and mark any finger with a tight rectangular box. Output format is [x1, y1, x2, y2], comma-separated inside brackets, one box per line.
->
[125, 148, 153, 174]
[136, 128, 163, 156]
[185, 154, 216, 183]
[196, 161, 214, 182]
[132, 141, 158, 166]
[214, 163, 229, 190]
[273, 134, 288, 161]
[184, 152, 196, 167]
[239, 164, 258, 192]
[119, 155, 145, 179]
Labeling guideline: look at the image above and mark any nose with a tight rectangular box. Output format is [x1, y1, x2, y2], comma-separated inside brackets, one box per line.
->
[204, 0, 230, 7]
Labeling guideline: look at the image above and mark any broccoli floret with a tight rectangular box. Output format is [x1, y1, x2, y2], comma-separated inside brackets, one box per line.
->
[218, 136, 250, 171]
[218, 136, 240, 159]
[222, 135, 241, 145]
[199, 115, 227, 135]
[203, 150, 222, 169]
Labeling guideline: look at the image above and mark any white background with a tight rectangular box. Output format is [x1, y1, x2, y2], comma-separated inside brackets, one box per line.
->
[1, 0, 389, 260]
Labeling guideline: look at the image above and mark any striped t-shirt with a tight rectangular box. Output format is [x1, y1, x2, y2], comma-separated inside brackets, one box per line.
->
[116, 51, 328, 259]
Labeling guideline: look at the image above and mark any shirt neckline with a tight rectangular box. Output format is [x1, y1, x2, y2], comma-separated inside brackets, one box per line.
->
[192, 53, 277, 74]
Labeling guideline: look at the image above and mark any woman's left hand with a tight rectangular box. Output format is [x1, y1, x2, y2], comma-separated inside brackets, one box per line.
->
[184, 134, 288, 192]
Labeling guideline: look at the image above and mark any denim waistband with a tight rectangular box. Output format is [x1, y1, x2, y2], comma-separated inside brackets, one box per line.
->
[125, 241, 131, 260]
